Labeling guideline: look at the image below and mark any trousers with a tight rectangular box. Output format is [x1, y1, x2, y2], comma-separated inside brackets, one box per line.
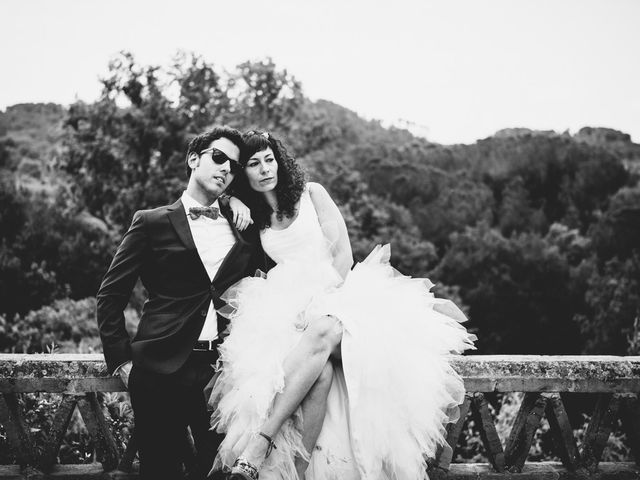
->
[129, 350, 223, 480]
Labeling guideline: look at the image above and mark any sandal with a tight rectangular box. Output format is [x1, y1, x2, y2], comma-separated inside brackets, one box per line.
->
[228, 458, 259, 480]
[228, 432, 277, 480]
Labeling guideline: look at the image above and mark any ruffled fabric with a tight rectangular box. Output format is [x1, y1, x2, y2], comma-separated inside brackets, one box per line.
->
[307, 245, 476, 479]
[210, 259, 342, 479]
[210, 244, 476, 480]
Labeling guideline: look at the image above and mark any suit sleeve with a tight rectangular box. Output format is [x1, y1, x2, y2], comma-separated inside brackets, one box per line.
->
[96, 211, 148, 373]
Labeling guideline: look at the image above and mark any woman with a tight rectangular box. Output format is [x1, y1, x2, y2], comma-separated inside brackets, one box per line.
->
[210, 131, 476, 480]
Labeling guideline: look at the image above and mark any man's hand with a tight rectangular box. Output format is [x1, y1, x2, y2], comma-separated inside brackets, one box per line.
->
[115, 361, 133, 389]
[229, 196, 253, 231]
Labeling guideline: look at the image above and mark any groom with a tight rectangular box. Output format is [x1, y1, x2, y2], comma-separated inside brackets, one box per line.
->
[97, 127, 265, 480]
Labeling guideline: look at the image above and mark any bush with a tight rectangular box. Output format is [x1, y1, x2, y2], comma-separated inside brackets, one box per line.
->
[433, 223, 583, 354]
[0, 297, 100, 353]
[0, 390, 134, 466]
[0, 295, 133, 466]
[576, 254, 640, 354]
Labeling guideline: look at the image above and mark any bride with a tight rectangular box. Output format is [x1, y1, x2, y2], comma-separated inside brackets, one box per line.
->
[210, 130, 476, 480]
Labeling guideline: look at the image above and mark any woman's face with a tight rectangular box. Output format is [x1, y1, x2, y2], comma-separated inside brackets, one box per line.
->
[245, 147, 278, 192]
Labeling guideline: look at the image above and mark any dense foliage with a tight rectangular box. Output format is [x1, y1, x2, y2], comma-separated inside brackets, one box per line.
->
[1, 51, 639, 467]
[2, 52, 638, 357]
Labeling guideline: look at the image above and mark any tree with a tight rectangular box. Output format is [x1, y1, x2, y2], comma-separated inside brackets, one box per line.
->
[58, 53, 307, 234]
[414, 173, 495, 249]
[576, 254, 640, 354]
[303, 152, 437, 275]
[231, 58, 304, 135]
[171, 51, 232, 130]
[589, 185, 640, 261]
[498, 176, 547, 235]
[59, 52, 190, 232]
[433, 223, 583, 354]
[343, 191, 438, 276]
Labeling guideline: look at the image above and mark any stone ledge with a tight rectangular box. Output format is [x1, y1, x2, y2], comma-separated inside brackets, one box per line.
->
[2, 355, 640, 393]
[435, 463, 640, 480]
[0, 463, 638, 480]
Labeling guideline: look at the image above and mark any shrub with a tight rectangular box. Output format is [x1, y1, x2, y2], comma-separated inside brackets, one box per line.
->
[0, 297, 99, 353]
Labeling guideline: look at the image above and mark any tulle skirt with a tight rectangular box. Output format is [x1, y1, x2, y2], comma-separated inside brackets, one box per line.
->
[210, 245, 476, 480]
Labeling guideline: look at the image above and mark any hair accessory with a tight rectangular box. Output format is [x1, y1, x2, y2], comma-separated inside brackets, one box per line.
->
[262, 132, 269, 140]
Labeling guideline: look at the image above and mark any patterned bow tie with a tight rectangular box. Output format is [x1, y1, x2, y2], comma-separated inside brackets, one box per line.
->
[188, 206, 219, 220]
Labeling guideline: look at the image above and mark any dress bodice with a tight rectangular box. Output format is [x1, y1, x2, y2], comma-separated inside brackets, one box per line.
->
[260, 187, 333, 265]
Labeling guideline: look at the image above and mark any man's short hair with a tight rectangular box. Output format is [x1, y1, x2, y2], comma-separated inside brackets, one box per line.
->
[185, 126, 244, 178]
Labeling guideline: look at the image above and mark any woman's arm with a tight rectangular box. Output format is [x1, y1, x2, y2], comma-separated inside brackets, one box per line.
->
[220, 194, 253, 231]
[308, 182, 353, 279]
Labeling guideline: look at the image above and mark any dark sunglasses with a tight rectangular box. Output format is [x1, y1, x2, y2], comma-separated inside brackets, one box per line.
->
[199, 147, 242, 174]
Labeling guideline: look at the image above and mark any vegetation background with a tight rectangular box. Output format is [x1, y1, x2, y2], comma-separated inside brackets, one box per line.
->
[1, 52, 639, 465]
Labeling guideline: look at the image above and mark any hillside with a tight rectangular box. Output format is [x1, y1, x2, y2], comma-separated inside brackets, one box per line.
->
[2, 101, 639, 178]
[1, 75, 639, 357]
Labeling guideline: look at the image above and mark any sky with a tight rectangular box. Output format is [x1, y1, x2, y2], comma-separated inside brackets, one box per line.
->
[1, 0, 639, 145]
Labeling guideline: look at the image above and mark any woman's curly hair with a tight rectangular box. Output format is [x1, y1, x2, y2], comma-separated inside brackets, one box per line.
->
[232, 130, 306, 229]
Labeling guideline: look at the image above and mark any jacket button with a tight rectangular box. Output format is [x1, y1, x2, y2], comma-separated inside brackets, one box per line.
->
[200, 310, 207, 316]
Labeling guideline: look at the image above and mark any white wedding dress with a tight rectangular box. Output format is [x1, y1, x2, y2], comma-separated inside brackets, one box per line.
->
[210, 187, 476, 480]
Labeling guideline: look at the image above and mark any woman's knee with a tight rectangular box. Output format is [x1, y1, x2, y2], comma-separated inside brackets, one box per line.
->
[305, 315, 342, 353]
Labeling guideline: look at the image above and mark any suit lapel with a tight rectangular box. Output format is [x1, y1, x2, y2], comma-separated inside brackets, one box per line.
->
[167, 199, 197, 250]
[167, 198, 252, 285]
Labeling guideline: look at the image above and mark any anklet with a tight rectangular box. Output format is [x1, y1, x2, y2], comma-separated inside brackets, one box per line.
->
[258, 431, 278, 458]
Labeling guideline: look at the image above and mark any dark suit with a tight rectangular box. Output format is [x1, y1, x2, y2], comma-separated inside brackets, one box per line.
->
[97, 198, 266, 479]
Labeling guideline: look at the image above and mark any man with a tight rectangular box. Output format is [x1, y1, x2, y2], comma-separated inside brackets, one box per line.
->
[97, 127, 265, 479]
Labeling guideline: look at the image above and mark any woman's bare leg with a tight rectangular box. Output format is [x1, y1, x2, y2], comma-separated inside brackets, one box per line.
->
[295, 361, 334, 478]
[237, 315, 342, 469]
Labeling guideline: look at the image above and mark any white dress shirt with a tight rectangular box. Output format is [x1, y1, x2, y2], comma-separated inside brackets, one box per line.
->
[181, 191, 236, 341]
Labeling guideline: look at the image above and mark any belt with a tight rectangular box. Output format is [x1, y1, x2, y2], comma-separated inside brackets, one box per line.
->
[193, 340, 218, 352]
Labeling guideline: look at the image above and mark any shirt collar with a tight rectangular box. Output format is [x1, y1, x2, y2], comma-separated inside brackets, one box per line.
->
[181, 191, 220, 213]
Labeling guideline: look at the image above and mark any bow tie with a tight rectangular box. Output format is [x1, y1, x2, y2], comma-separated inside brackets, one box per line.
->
[188, 206, 219, 220]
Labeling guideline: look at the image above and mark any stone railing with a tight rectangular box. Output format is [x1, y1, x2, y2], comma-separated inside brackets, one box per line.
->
[1, 354, 640, 479]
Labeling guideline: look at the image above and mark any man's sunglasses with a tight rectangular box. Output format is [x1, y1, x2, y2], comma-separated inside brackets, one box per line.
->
[199, 147, 242, 174]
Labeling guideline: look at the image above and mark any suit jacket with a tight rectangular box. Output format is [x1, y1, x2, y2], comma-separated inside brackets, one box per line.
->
[97, 198, 268, 375]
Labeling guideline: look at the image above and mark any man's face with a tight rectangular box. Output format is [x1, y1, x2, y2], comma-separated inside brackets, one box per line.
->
[188, 137, 240, 201]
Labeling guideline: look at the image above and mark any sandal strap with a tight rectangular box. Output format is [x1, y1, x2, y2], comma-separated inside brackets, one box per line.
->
[258, 431, 278, 458]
